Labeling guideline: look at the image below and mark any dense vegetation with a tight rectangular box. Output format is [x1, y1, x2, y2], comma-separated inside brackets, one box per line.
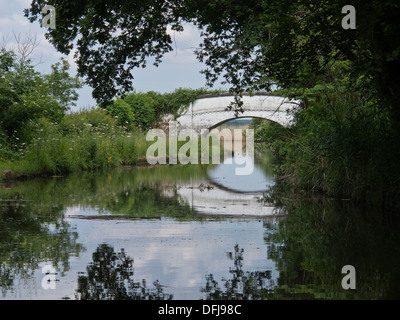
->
[251, 60, 400, 204]
[0, 45, 223, 177]
[0, 47, 144, 177]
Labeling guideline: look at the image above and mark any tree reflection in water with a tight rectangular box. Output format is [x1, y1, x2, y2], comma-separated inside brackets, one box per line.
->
[0, 200, 83, 293]
[202, 244, 275, 300]
[75, 244, 173, 300]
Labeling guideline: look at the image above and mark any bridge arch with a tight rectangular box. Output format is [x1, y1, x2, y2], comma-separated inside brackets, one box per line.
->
[208, 116, 278, 131]
[175, 93, 299, 133]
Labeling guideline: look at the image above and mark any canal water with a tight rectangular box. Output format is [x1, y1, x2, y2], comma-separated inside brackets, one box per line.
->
[1, 151, 400, 300]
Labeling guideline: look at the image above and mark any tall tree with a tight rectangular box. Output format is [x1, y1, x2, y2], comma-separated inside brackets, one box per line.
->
[0, 47, 81, 139]
[25, 0, 400, 123]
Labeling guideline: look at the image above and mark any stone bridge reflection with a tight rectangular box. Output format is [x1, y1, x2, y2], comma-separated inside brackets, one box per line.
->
[159, 155, 282, 217]
[174, 178, 279, 217]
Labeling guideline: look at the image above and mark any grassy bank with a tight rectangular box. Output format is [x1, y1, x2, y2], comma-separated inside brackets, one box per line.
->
[0, 45, 226, 180]
[0, 107, 244, 180]
[0, 108, 150, 179]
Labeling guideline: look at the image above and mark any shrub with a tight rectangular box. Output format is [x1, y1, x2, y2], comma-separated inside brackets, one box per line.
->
[0, 49, 81, 141]
[256, 87, 399, 201]
[106, 98, 135, 129]
[123, 92, 155, 130]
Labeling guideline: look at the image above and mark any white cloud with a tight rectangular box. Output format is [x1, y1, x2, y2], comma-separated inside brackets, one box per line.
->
[14, 0, 31, 7]
[165, 47, 197, 64]
[0, 15, 28, 38]
[65, 47, 78, 70]
[164, 24, 203, 65]
[167, 24, 202, 50]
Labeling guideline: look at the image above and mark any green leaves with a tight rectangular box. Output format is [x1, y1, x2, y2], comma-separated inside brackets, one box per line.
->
[25, 0, 184, 106]
[106, 97, 135, 129]
[0, 48, 81, 148]
[105, 88, 223, 131]
[123, 92, 155, 130]
[43, 57, 82, 111]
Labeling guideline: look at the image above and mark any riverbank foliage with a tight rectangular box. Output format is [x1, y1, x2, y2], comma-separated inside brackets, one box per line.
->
[252, 61, 400, 204]
[0, 46, 225, 178]
[1, 107, 147, 177]
[0, 47, 146, 177]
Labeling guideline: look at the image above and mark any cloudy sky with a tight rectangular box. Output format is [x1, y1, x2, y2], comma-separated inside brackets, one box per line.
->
[0, 0, 227, 111]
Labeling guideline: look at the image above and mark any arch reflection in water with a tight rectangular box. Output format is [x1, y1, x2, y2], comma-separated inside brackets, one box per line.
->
[207, 155, 275, 193]
[176, 156, 278, 217]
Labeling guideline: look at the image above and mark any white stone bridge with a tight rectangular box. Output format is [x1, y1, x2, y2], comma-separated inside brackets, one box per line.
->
[175, 92, 299, 132]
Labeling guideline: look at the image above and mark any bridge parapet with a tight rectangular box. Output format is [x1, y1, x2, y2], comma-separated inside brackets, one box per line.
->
[175, 94, 299, 133]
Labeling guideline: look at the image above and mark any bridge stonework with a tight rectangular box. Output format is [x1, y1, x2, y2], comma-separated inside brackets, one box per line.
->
[175, 93, 299, 133]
